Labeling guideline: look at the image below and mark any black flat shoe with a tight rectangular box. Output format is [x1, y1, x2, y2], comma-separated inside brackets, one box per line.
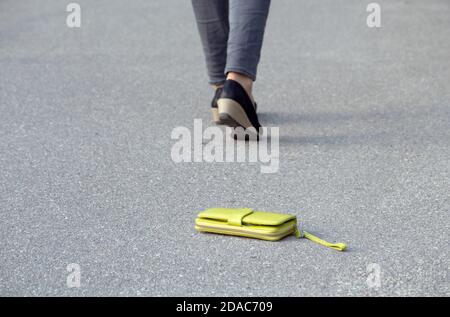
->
[217, 79, 261, 133]
[211, 87, 223, 124]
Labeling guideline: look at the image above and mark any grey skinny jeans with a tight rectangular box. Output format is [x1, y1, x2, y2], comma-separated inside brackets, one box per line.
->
[191, 0, 271, 85]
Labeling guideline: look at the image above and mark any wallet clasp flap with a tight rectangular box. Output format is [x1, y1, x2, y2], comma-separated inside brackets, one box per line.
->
[197, 208, 254, 226]
[227, 208, 253, 226]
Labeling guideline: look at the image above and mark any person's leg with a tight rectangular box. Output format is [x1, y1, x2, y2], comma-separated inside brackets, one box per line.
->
[226, 0, 271, 99]
[191, 0, 229, 87]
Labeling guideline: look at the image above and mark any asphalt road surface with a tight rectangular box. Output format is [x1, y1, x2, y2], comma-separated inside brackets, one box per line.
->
[1, 0, 449, 296]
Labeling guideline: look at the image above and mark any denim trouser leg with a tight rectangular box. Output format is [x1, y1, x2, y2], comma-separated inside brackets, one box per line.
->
[191, 0, 271, 84]
[226, 0, 271, 81]
[191, 0, 229, 85]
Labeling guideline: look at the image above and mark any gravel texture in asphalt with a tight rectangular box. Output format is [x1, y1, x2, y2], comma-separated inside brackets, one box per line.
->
[0, 0, 449, 296]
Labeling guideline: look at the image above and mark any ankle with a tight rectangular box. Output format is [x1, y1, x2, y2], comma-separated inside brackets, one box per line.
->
[226, 72, 254, 102]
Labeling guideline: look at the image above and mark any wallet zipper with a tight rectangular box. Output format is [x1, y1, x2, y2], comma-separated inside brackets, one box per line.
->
[197, 222, 346, 251]
[196, 223, 295, 238]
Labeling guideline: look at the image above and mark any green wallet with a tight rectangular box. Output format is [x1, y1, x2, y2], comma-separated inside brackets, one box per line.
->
[195, 208, 347, 251]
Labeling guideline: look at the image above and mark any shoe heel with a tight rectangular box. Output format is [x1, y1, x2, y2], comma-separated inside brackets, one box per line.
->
[217, 98, 252, 128]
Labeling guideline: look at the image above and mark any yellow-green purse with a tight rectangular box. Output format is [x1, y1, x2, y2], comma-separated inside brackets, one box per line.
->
[195, 208, 347, 251]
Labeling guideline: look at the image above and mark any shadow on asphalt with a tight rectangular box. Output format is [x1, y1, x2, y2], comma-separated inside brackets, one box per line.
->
[258, 109, 450, 146]
[258, 110, 400, 125]
[277, 133, 388, 146]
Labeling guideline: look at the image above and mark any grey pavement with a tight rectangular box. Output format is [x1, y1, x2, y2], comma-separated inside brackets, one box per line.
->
[1, 0, 449, 296]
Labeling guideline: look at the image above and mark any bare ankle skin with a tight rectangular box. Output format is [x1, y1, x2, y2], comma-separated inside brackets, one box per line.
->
[226, 72, 255, 103]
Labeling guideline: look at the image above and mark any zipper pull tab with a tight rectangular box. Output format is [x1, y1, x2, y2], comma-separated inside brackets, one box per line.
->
[302, 231, 347, 251]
